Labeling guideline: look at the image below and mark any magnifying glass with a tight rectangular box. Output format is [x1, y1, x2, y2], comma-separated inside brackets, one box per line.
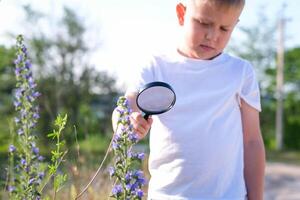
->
[136, 81, 176, 120]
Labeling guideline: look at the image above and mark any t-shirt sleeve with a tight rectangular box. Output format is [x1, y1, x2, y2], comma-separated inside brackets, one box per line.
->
[126, 56, 155, 94]
[239, 62, 262, 112]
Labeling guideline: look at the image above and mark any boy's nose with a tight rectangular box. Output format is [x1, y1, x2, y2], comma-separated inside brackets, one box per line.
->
[205, 28, 218, 42]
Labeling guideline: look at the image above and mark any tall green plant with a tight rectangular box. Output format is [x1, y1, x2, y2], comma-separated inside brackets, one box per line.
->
[8, 35, 68, 200]
[8, 35, 43, 199]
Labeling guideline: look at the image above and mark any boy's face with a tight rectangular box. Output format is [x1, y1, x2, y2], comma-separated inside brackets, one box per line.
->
[176, 0, 243, 60]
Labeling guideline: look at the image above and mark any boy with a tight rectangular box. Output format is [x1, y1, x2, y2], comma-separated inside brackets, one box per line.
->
[112, 0, 265, 199]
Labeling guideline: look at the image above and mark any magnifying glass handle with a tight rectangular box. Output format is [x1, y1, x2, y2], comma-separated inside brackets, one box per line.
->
[143, 113, 150, 120]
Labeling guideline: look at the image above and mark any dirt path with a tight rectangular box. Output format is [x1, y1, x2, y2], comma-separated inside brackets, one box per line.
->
[265, 162, 300, 200]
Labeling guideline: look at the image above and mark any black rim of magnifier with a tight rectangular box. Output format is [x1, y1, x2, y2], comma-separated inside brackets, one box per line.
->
[136, 81, 176, 115]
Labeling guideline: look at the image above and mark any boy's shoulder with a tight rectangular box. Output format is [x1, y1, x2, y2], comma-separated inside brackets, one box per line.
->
[225, 53, 252, 65]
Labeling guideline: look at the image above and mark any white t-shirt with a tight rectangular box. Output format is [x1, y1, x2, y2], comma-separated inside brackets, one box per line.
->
[127, 50, 261, 200]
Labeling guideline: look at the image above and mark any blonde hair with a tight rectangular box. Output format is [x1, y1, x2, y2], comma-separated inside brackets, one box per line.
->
[183, 0, 245, 9]
[210, 0, 245, 8]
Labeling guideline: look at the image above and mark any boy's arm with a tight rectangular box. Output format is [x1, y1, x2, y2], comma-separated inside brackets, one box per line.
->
[241, 99, 265, 200]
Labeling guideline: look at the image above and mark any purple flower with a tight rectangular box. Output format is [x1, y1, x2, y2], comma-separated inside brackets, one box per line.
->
[122, 99, 129, 107]
[134, 170, 143, 177]
[9, 145, 16, 153]
[111, 96, 147, 198]
[15, 88, 24, 99]
[116, 107, 124, 115]
[32, 147, 39, 155]
[15, 67, 21, 76]
[137, 176, 146, 186]
[125, 115, 130, 123]
[33, 113, 40, 119]
[14, 117, 20, 123]
[14, 54, 23, 65]
[28, 178, 35, 185]
[29, 122, 37, 129]
[28, 77, 36, 89]
[127, 107, 132, 114]
[128, 133, 138, 143]
[112, 141, 120, 150]
[26, 95, 34, 102]
[137, 152, 145, 160]
[125, 183, 132, 191]
[10, 35, 45, 198]
[21, 158, 26, 166]
[17, 129, 24, 136]
[130, 182, 138, 191]
[133, 170, 145, 182]
[25, 60, 31, 69]
[38, 172, 45, 180]
[125, 171, 132, 182]
[108, 167, 115, 176]
[21, 45, 27, 54]
[20, 109, 27, 119]
[112, 184, 123, 196]
[32, 91, 41, 98]
[135, 189, 144, 198]
[7, 185, 16, 192]
[14, 101, 21, 108]
[38, 156, 44, 161]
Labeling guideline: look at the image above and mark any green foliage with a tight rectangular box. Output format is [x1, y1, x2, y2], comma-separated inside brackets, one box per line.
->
[263, 48, 300, 149]
[284, 47, 300, 90]
[229, 8, 300, 150]
[0, 45, 16, 148]
[229, 9, 277, 149]
[282, 48, 300, 149]
[110, 97, 146, 199]
[77, 134, 111, 154]
[8, 35, 43, 200]
[20, 5, 119, 146]
[44, 114, 68, 196]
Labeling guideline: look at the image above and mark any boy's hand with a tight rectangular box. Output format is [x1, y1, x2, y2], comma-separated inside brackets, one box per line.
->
[130, 112, 153, 139]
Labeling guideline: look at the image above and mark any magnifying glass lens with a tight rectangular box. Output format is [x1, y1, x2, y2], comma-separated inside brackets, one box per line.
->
[136, 82, 176, 119]
[137, 86, 175, 113]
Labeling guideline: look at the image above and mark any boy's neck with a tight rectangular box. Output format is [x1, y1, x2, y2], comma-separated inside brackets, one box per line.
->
[177, 46, 221, 60]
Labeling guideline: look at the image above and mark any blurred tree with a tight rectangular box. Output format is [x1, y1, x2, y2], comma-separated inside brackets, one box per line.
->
[229, 8, 300, 150]
[0, 46, 16, 151]
[265, 48, 300, 149]
[228, 8, 277, 149]
[21, 6, 120, 145]
[281, 48, 300, 149]
[0, 46, 15, 113]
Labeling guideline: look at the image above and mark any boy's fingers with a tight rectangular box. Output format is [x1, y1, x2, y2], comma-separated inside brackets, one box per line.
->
[130, 112, 150, 130]
[130, 112, 152, 139]
[147, 117, 153, 125]
[132, 120, 147, 135]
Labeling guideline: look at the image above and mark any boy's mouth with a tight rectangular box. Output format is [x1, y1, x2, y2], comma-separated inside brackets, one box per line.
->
[199, 44, 215, 51]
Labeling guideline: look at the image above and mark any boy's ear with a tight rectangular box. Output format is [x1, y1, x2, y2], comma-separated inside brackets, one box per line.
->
[176, 3, 186, 26]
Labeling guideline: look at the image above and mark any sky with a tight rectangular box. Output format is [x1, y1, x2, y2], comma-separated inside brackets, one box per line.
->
[0, 0, 300, 90]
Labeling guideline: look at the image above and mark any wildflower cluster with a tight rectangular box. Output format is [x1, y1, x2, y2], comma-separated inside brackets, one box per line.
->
[8, 35, 43, 199]
[8, 35, 68, 200]
[110, 97, 146, 200]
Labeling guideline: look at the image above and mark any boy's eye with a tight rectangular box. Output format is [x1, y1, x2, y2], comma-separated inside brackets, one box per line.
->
[194, 19, 209, 26]
[199, 21, 209, 26]
[220, 27, 229, 32]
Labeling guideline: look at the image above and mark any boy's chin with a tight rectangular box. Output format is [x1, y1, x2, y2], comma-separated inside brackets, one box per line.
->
[192, 51, 222, 60]
[177, 46, 222, 60]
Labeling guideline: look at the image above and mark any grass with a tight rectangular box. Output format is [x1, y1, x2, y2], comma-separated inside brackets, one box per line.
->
[266, 150, 300, 165]
[76, 134, 112, 154]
